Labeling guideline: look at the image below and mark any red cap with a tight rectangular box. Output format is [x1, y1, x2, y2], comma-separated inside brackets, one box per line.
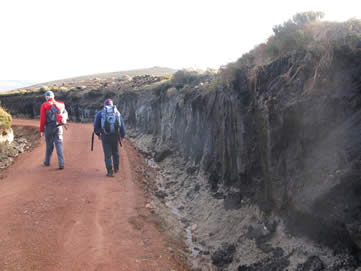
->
[104, 99, 113, 106]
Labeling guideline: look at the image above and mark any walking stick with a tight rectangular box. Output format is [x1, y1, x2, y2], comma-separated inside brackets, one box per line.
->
[91, 132, 94, 151]
[118, 135, 123, 147]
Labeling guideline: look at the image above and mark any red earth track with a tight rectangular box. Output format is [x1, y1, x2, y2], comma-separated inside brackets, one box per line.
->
[0, 119, 186, 271]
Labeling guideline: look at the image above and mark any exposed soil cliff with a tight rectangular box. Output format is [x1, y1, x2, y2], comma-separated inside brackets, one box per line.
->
[127, 47, 361, 270]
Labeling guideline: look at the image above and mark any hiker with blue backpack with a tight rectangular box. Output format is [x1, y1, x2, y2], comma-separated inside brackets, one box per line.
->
[40, 90, 68, 169]
[93, 99, 126, 177]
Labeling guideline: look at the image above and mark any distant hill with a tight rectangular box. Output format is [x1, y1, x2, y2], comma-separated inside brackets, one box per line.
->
[0, 80, 37, 92]
[29, 66, 177, 88]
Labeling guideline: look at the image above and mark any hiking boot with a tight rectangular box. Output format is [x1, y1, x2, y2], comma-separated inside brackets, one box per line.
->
[106, 167, 114, 177]
[114, 165, 119, 173]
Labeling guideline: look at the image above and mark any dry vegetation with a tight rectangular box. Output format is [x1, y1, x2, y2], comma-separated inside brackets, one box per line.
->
[0, 74, 170, 105]
[0, 106, 12, 130]
[0, 66, 176, 98]
[151, 12, 361, 95]
[28, 66, 176, 89]
[232, 12, 361, 68]
[213, 12, 361, 91]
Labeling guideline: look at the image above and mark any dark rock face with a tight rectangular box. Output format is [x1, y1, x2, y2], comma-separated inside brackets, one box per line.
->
[211, 243, 236, 267]
[154, 147, 173, 162]
[238, 247, 289, 271]
[238, 258, 289, 271]
[126, 48, 361, 253]
[223, 191, 242, 210]
[296, 256, 325, 271]
[2, 49, 361, 259]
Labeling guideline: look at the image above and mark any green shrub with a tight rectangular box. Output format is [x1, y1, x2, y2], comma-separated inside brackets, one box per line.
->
[171, 70, 200, 89]
[151, 81, 172, 96]
[227, 12, 361, 76]
[0, 107, 12, 130]
[207, 76, 222, 92]
[50, 86, 71, 94]
[39, 86, 50, 92]
[293, 11, 325, 27]
[264, 11, 323, 58]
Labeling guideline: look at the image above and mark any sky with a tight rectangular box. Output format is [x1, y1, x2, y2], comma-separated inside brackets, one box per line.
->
[0, 0, 359, 83]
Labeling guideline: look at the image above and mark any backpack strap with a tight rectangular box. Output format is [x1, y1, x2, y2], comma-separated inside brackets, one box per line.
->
[100, 107, 111, 135]
[100, 108, 106, 134]
[116, 112, 122, 130]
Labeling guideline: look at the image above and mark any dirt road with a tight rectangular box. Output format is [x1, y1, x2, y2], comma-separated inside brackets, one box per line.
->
[0, 119, 186, 271]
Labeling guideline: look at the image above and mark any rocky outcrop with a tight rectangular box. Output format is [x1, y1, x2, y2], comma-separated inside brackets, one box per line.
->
[124, 48, 361, 251]
[0, 128, 14, 144]
[125, 48, 361, 268]
[0, 126, 39, 170]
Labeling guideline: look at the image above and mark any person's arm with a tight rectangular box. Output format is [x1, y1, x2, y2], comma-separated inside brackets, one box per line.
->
[61, 102, 68, 122]
[119, 116, 126, 139]
[94, 111, 102, 138]
[39, 103, 47, 135]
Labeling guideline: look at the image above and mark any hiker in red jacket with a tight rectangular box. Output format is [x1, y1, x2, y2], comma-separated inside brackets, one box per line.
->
[40, 90, 68, 169]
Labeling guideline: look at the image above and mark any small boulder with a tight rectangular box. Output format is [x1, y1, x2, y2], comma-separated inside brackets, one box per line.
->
[154, 148, 173, 162]
[211, 243, 236, 267]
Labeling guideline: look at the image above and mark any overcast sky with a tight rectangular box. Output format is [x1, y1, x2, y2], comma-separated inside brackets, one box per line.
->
[0, 0, 359, 82]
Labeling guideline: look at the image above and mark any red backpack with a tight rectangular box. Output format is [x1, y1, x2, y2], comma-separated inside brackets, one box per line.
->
[46, 101, 68, 127]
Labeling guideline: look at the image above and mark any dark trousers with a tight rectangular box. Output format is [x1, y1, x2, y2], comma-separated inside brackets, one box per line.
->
[101, 135, 119, 169]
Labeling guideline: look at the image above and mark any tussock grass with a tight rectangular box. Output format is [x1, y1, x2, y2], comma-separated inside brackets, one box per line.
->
[219, 13, 361, 90]
[237, 13, 361, 69]
[0, 107, 12, 130]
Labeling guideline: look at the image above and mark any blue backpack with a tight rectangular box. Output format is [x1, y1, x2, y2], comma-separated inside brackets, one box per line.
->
[101, 105, 121, 135]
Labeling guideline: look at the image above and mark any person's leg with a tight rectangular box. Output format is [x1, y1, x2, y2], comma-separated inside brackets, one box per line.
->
[44, 127, 54, 166]
[112, 139, 120, 173]
[102, 138, 113, 177]
[54, 131, 64, 169]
